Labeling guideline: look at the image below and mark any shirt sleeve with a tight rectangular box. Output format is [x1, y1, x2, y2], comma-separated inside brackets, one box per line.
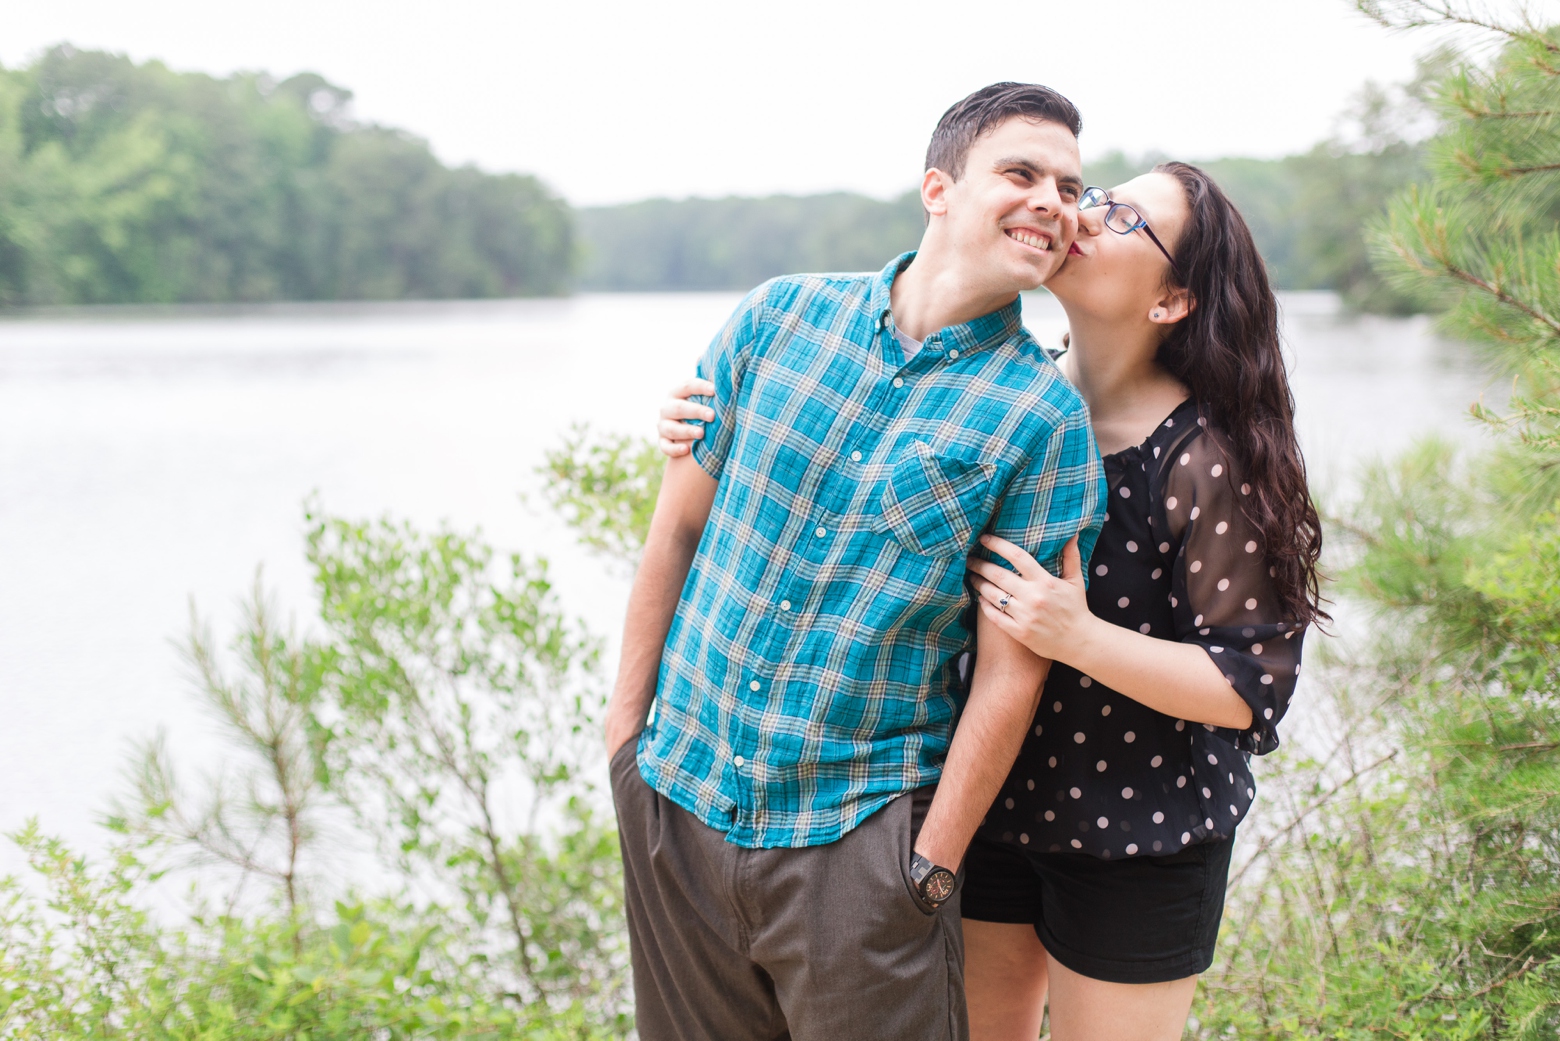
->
[983, 399, 1107, 580]
[689, 284, 767, 480]
[1161, 428, 1306, 755]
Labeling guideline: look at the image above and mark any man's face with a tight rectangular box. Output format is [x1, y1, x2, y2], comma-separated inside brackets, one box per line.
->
[929, 117, 1082, 292]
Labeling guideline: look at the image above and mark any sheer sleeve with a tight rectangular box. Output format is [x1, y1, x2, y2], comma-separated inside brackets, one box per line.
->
[1160, 428, 1305, 755]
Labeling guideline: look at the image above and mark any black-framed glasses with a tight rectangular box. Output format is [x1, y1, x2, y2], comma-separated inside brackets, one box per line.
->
[1079, 186, 1177, 271]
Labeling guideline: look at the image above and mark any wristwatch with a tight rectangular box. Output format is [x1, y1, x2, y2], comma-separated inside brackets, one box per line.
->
[909, 852, 956, 909]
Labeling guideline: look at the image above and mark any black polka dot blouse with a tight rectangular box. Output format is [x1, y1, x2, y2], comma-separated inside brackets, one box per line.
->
[978, 397, 1306, 859]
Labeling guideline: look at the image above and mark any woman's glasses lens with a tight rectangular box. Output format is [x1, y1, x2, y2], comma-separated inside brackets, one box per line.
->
[1080, 186, 1109, 210]
[1104, 203, 1142, 235]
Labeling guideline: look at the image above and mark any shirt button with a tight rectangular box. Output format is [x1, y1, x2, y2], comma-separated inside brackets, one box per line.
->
[850, 450, 862, 462]
[749, 680, 761, 691]
[949, 349, 960, 359]
[892, 377, 904, 388]
[733, 755, 746, 767]
[780, 600, 791, 611]
[815, 526, 827, 538]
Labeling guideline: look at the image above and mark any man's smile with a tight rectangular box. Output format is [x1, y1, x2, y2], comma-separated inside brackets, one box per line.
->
[1004, 226, 1056, 254]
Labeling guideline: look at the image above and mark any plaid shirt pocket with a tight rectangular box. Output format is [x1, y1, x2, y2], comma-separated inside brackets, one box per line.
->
[873, 441, 996, 560]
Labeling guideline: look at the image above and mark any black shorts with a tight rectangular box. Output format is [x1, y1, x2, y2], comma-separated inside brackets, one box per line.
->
[960, 833, 1234, 984]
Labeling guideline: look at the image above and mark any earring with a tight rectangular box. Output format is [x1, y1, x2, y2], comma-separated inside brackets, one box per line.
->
[1151, 310, 1161, 319]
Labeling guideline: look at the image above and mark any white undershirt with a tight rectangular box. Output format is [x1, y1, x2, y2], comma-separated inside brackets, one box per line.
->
[895, 328, 923, 362]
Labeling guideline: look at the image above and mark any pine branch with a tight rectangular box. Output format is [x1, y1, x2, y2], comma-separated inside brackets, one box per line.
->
[1465, 107, 1560, 117]
[1438, 258, 1560, 335]
[1382, 210, 1560, 337]
[1358, 0, 1560, 49]
[1470, 953, 1549, 996]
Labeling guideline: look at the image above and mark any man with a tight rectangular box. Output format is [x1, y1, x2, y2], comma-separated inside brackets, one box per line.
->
[604, 82, 1106, 1041]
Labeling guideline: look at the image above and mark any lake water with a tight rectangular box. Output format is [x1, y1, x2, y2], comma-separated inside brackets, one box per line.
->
[0, 291, 1498, 872]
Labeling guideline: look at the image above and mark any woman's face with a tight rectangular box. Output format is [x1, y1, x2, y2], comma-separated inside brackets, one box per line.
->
[1045, 171, 1189, 322]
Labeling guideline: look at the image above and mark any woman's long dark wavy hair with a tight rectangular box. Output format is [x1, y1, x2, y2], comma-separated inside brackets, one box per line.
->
[1153, 161, 1327, 624]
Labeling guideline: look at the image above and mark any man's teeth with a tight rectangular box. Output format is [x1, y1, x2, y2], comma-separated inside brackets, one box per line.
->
[1007, 229, 1051, 251]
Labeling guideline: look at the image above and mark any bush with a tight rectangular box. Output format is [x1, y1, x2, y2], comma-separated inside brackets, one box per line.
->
[4, 503, 630, 1038]
[1192, 5, 1560, 1036]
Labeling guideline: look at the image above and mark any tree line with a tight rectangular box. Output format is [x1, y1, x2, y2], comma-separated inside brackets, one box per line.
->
[577, 66, 1440, 313]
[3, 44, 1436, 311]
[574, 137, 1422, 312]
[0, 46, 573, 306]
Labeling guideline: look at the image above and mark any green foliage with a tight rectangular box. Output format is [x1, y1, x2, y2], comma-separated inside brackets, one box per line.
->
[1191, 7, 1560, 1036]
[534, 426, 664, 568]
[1195, 459, 1560, 1039]
[0, 41, 1446, 309]
[575, 101, 1430, 311]
[301, 507, 626, 1016]
[1280, 142, 1428, 313]
[109, 574, 330, 918]
[1470, 508, 1560, 666]
[575, 190, 926, 291]
[1338, 439, 1494, 642]
[3, 501, 630, 1037]
[0, 46, 573, 305]
[1369, 15, 1560, 446]
[0, 824, 578, 1038]
[1084, 77, 1431, 315]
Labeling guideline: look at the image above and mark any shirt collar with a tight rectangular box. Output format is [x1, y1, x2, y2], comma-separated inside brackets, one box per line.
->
[869, 251, 1025, 358]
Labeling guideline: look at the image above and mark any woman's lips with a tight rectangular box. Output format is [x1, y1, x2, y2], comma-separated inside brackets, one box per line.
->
[1068, 242, 1084, 256]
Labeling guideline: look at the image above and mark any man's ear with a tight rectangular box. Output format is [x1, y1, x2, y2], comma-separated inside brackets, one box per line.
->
[920, 167, 952, 219]
[1149, 285, 1194, 327]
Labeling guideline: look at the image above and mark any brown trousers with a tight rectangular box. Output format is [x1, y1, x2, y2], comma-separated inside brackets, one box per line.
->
[610, 742, 967, 1041]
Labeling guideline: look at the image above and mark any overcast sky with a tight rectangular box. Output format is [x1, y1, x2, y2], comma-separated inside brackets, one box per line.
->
[0, 0, 1483, 205]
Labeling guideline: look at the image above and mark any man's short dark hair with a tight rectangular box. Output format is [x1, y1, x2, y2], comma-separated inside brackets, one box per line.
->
[925, 82, 1082, 181]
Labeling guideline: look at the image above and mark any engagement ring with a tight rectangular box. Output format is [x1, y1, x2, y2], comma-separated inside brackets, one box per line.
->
[998, 592, 1011, 610]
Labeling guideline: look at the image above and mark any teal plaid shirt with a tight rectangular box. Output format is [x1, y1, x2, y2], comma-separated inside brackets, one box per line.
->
[637, 253, 1106, 848]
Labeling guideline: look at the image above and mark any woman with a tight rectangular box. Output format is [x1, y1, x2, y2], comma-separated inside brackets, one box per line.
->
[654, 162, 1324, 1040]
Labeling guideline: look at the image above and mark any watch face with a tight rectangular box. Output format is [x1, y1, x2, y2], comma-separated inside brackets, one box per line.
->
[922, 868, 956, 905]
